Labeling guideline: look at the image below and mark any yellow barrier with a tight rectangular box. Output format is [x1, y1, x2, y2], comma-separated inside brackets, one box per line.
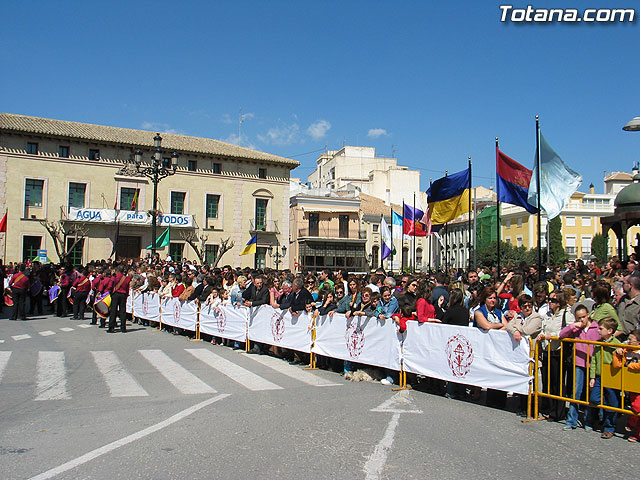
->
[527, 337, 640, 421]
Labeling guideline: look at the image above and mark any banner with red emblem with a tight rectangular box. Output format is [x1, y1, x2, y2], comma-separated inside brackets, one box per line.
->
[159, 297, 197, 331]
[247, 305, 312, 353]
[312, 314, 402, 371]
[199, 304, 248, 342]
[402, 322, 531, 394]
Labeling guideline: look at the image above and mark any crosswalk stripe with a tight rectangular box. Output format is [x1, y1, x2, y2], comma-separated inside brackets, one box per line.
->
[12, 334, 31, 341]
[35, 351, 70, 401]
[241, 353, 342, 387]
[59, 328, 74, 332]
[77, 324, 92, 329]
[138, 350, 216, 394]
[91, 351, 149, 397]
[0, 351, 11, 382]
[39, 331, 56, 337]
[185, 348, 283, 391]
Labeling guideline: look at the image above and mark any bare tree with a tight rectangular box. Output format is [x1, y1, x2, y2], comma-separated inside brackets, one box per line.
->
[180, 230, 235, 266]
[180, 229, 208, 264]
[39, 219, 89, 263]
[212, 237, 234, 267]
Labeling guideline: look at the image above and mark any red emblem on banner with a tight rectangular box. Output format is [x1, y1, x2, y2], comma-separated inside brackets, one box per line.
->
[142, 296, 149, 315]
[173, 301, 181, 324]
[446, 334, 474, 378]
[271, 313, 285, 341]
[215, 308, 226, 333]
[345, 322, 365, 358]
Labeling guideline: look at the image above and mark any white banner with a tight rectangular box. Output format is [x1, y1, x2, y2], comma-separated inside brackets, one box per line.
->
[132, 291, 143, 314]
[69, 207, 116, 223]
[199, 304, 247, 342]
[68, 208, 193, 228]
[248, 305, 312, 354]
[312, 313, 402, 371]
[126, 291, 133, 314]
[159, 297, 198, 331]
[402, 323, 531, 395]
[178, 300, 198, 332]
[140, 292, 161, 323]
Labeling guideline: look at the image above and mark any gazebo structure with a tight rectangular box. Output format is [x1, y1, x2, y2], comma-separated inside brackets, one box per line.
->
[601, 171, 640, 261]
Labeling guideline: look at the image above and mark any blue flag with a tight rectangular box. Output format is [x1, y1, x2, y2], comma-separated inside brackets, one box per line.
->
[527, 133, 582, 219]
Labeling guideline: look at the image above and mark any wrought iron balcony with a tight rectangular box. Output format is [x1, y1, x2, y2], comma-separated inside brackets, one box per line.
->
[250, 219, 279, 233]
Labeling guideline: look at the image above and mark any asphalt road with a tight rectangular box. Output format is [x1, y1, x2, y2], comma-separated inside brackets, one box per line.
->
[1, 312, 638, 480]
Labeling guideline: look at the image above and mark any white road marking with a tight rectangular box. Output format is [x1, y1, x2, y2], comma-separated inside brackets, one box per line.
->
[138, 349, 216, 394]
[59, 327, 74, 332]
[186, 348, 282, 391]
[0, 351, 11, 381]
[363, 413, 401, 480]
[91, 351, 148, 397]
[39, 331, 56, 337]
[12, 334, 31, 341]
[370, 390, 423, 414]
[77, 324, 92, 328]
[27, 393, 230, 480]
[241, 352, 342, 387]
[0, 340, 4, 343]
[35, 351, 70, 401]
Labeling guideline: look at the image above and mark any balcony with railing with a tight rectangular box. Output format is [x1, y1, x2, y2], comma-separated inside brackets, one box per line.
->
[298, 226, 366, 240]
[249, 219, 279, 233]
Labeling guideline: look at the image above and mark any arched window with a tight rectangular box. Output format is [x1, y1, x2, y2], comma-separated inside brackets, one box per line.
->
[252, 188, 273, 231]
[416, 248, 423, 268]
[372, 245, 379, 269]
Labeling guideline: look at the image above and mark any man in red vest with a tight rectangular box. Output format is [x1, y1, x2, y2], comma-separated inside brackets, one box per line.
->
[108, 265, 131, 333]
[9, 264, 30, 320]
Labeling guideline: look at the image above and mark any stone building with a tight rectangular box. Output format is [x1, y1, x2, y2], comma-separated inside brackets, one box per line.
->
[0, 113, 298, 266]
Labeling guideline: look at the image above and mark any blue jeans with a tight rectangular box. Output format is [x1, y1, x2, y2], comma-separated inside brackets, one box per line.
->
[566, 366, 593, 427]
[586, 377, 619, 433]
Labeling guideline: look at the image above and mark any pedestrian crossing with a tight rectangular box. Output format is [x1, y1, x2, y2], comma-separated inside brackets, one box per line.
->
[0, 347, 342, 401]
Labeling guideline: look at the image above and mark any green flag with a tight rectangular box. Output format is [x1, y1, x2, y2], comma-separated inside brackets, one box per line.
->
[146, 227, 170, 249]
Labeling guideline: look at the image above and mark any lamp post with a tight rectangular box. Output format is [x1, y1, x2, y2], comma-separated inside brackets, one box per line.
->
[268, 245, 287, 270]
[135, 134, 178, 257]
[623, 117, 640, 132]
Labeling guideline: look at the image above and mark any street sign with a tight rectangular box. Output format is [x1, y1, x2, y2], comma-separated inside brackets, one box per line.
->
[37, 249, 48, 264]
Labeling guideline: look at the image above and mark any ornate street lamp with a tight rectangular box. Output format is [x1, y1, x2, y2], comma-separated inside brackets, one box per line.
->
[135, 134, 178, 257]
[268, 245, 287, 270]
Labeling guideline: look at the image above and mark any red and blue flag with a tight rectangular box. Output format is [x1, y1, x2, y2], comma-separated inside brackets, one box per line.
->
[497, 148, 538, 214]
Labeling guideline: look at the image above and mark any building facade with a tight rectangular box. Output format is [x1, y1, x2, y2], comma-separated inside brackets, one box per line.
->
[0, 113, 298, 266]
[307, 146, 425, 207]
[499, 171, 640, 261]
[289, 182, 367, 273]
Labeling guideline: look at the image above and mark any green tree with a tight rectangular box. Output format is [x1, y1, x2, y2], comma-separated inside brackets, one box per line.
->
[476, 241, 530, 268]
[591, 233, 608, 265]
[548, 216, 566, 265]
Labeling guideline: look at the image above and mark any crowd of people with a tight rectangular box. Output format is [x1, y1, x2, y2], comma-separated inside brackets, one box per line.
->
[3, 253, 640, 440]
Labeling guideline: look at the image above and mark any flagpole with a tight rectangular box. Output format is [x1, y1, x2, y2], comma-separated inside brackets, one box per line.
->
[468, 156, 472, 273]
[402, 201, 406, 273]
[496, 138, 501, 274]
[389, 206, 394, 274]
[428, 179, 432, 271]
[380, 214, 384, 270]
[536, 115, 542, 281]
[3, 208, 7, 264]
[444, 170, 448, 272]
[412, 192, 416, 274]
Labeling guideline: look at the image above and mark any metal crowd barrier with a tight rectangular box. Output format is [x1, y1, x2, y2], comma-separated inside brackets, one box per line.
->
[526, 336, 640, 421]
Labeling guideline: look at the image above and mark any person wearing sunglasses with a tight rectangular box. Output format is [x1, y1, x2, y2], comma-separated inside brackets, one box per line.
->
[538, 290, 574, 421]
